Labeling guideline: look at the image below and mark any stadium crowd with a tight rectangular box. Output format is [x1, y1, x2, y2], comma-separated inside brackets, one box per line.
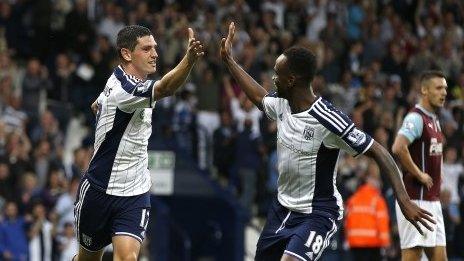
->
[0, 0, 463, 260]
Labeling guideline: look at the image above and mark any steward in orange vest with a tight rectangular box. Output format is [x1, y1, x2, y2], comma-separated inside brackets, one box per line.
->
[345, 162, 390, 260]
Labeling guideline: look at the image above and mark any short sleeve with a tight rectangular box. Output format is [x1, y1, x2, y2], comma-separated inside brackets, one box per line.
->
[116, 80, 156, 113]
[398, 112, 423, 143]
[311, 98, 373, 157]
[230, 97, 244, 120]
[324, 127, 374, 157]
[262, 92, 281, 121]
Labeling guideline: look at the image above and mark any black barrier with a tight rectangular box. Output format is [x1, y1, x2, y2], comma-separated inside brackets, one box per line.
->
[149, 195, 246, 261]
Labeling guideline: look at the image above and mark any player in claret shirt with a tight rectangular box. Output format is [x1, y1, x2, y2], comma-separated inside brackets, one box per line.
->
[220, 22, 435, 261]
[392, 70, 448, 261]
[73, 25, 204, 261]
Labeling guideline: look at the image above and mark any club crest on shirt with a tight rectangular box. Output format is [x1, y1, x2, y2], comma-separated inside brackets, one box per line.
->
[347, 128, 366, 146]
[82, 233, 92, 247]
[405, 121, 415, 131]
[137, 83, 149, 93]
[303, 126, 315, 140]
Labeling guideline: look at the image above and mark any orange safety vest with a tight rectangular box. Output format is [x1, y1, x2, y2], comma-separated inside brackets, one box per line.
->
[344, 183, 391, 248]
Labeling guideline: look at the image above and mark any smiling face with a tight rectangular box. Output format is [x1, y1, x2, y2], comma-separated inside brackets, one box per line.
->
[421, 76, 447, 109]
[117, 25, 158, 79]
[122, 35, 158, 76]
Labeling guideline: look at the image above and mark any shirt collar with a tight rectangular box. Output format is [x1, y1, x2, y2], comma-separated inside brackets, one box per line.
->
[115, 65, 143, 82]
[415, 104, 437, 119]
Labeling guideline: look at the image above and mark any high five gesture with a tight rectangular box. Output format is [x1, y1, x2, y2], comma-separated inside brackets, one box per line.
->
[220, 22, 235, 62]
[186, 27, 204, 64]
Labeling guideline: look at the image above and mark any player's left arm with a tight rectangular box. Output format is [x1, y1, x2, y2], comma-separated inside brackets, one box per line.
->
[152, 28, 204, 100]
[365, 141, 435, 235]
[316, 100, 436, 235]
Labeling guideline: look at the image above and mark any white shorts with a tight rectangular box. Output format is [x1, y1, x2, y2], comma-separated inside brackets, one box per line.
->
[395, 200, 446, 249]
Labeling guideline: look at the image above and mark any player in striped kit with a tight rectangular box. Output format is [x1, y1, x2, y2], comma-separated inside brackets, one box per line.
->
[220, 22, 435, 261]
[73, 25, 204, 260]
[392, 71, 448, 261]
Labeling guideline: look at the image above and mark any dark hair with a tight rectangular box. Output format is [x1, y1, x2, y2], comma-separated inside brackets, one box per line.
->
[117, 25, 153, 61]
[283, 46, 317, 83]
[420, 70, 445, 85]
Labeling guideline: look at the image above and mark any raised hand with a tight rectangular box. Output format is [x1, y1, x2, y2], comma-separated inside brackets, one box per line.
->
[220, 22, 235, 61]
[399, 199, 436, 235]
[186, 27, 204, 63]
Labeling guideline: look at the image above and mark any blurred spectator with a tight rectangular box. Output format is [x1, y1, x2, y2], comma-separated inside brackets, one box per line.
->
[0, 161, 15, 202]
[18, 172, 40, 215]
[327, 71, 358, 113]
[20, 58, 52, 120]
[442, 147, 463, 224]
[283, 1, 306, 37]
[213, 111, 236, 184]
[33, 140, 54, 190]
[50, 53, 76, 103]
[2, 94, 27, 134]
[64, 0, 95, 59]
[320, 46, 342, 83]
[0, 52, 21, 97]
[28, 201, 54, 261]
[52, 177, 79, 233]
[224, 76, 262, 137]
[195, 66, 221, 169]
[346, 0, 365, 41]
[0, 201, 28, 261]
[346, 41, 363, 76]
[441, 189, 458, 257]
[40, 168, 66, 212]
[173, 88, 195, 154]
[382, 43, 407, 85]
[319, 12, 345, 57]
[261, 0, 285, 29]
[262, 118, 277, 194]
[234, 119, 262, 216]
[56, 222, 78, 261]
[65, 147, 90, 180]
[345, 161, 390, 261]
[31, 110, 64, 149]
[362, 22, 387, 66]
[437, 38, 463, 80]
[407, 39, 434, 76]
[306, 0, 328, 41]
[97, 3, 126, 47]
[5, 130, 32, 176]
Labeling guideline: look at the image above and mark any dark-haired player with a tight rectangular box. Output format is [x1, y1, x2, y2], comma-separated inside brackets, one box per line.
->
[392, 70, 447, 261]
[73, 25, 204, 260]
[220, 22, 435, 261]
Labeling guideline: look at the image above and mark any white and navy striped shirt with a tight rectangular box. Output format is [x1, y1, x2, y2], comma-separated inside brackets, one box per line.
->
[262, 94, 373, 218]
[86, 66, 156, 196]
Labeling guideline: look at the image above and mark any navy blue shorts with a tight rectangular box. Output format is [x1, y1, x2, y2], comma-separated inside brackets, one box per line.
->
[255, 199, 339, 261]
[74, 177, 151, 251]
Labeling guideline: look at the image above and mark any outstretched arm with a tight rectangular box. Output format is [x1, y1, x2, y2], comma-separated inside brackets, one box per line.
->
[153, 28, 204, 100]
[220, 22, 268, 109]
[365, 141, 435, 235]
